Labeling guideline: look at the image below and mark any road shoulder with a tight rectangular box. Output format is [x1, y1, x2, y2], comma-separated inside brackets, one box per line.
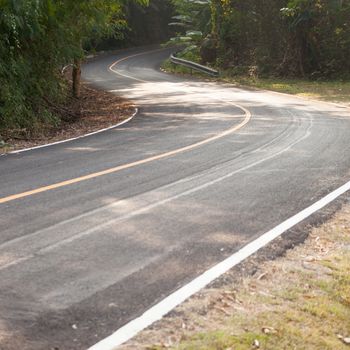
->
[118, 199, 350, 350]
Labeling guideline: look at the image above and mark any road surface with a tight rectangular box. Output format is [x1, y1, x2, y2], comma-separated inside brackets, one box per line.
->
[0, 47, 349, 349]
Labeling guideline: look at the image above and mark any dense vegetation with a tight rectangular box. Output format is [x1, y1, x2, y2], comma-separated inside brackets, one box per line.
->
[92, 1, 174, 51]
[171, 0, 350, 78]
[1, 0, 349, 136]
[0, 0, 149, 134]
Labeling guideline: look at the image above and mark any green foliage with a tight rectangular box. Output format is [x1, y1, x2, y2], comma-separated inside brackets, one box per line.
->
[171, 0, 350, 78]
[279, 0, 350, 77]
[166, 0, 212, 65]
[0, 0, 149, 132]
[93, 0, 174, 50]
[0, 0, 65, 131]
[125, 0, 174, 46]
[178, 44, 201, 61]
[169, 0, 211, 44]
[220, 0, 350, 77]
[171, 0, 211, 34]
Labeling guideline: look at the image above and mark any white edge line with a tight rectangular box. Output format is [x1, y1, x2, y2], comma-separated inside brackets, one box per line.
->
[89, 178, 350, 350]
[4, 47, 164, 156]
[1, 109, 138, 156]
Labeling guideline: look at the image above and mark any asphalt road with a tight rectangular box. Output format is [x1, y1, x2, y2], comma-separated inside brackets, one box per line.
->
[0, 47, 350, 350]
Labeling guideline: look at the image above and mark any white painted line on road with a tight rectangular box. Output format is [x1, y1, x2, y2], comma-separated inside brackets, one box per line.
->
[0, 105, 250, 204]
[0, 109, 305, 266]
[37, 112, 309, 253]
[109, 48, 350, 112]
[89, 178, 350, 350]
[1, 109, 138, 156]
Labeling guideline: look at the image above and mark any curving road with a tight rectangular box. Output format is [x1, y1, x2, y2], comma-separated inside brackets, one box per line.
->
[0, 47, 350, 350]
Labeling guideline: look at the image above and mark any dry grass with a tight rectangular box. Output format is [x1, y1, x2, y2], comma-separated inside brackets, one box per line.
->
[120, 205, 350, 350]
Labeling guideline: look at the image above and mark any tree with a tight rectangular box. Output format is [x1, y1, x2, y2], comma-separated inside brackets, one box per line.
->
[280, 0, 350, 76]
[57, 0, 149, 97]
[0, 0, 148, 132]
[170, 0, 350, 78]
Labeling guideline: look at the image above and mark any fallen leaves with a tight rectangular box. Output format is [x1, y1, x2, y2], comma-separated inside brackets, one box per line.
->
[252, 339, 260, 348]
[338, 334, 350, 345]
[262, 327, 277, 335]
[118, 205, 350, 350]
[2, 83, 134, 153]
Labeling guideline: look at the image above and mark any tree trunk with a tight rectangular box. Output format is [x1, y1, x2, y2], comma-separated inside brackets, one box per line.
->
[211, 0, 223, 40]
[72, 57, 81, 98]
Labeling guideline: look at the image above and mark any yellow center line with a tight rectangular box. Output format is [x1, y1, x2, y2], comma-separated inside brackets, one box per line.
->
[0, 50, 252, 205]
[108, 48, 165, 82]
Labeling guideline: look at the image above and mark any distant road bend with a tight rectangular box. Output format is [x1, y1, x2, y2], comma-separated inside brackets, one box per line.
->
[0, 47, 350, 350]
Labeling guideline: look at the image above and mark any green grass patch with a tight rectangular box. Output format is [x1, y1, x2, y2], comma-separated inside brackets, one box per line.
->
[172, 331, 269, 350]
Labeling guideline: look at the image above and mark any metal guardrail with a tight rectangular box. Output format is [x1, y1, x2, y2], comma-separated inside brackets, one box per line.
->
[170, 53, 219, 77]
